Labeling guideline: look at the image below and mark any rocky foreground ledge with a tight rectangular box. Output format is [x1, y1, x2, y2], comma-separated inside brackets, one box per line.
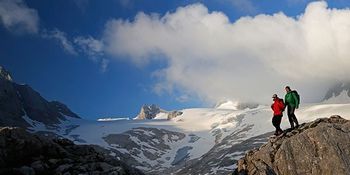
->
[0, 127, 144, 175]
[234, 115, 350, 175]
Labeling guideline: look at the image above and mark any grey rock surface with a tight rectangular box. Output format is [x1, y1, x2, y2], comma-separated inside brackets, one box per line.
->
[234, 115, 350, 175]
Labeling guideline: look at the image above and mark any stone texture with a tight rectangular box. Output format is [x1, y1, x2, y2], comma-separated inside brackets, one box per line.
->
[234, 115, 350, 175]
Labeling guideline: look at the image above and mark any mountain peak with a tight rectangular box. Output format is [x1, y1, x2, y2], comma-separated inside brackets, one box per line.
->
[323, 82, 350, 103]
[234, 115, 350, 175]
[134, 104, 162, 120]
[0, 66, 13, 81]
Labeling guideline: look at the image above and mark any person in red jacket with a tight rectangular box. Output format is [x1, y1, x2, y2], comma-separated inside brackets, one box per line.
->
[271, 94, 285, 136]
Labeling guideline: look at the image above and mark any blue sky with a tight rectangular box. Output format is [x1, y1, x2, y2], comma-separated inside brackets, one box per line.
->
[1, 0, 350, 119]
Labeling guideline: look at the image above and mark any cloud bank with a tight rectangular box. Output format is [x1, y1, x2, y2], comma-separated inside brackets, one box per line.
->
[0, 0, 39, 34]
[88, 1, 350, 104]
[4, 1, 350, 104]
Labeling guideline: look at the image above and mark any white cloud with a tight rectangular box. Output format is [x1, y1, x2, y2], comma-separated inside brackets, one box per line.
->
[74, 36, 104, 57]
[41, 29, 78, 55]
[81, 1, 350, 104]
[0, 0, 39, 34]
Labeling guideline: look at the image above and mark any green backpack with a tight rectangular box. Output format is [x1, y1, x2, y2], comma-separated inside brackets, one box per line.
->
[292, 90, 300, 104]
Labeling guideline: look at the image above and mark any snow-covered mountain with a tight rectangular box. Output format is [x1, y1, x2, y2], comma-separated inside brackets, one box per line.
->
[3, 65, 350, 174]
[23, 103, 350, 174]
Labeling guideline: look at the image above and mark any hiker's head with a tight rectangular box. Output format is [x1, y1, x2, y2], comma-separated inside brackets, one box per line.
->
[272, 94, 278, 100]
[285, 86, 291, 93]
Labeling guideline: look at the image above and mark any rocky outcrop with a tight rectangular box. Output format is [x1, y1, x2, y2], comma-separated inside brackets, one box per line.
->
[0, 127, 144, 175]
[134, 104, 183, 120]
[135, 104, 162, 120]
[0, 66, 80, 128]
[234, 115, 350, 175]
[167, 111, 183, 120]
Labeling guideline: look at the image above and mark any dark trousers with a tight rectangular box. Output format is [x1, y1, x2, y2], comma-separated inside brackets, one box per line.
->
[287, 106, 299, 128]
[272, 115, 283, 133]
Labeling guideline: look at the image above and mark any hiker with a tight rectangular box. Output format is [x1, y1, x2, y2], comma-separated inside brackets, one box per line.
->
[271, 94, 284, 136]
[284, 86, 299, 129]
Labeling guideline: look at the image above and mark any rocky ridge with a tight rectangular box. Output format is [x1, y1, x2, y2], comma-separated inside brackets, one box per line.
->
[234, 115, 350, 175]
[0, 127, 144, 175]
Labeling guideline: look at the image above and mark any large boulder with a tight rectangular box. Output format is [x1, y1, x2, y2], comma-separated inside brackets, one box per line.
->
[234, 115, 350, 175]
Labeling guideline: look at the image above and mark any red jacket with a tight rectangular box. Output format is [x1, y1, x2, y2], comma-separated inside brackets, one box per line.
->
[271, 98, 285, 116]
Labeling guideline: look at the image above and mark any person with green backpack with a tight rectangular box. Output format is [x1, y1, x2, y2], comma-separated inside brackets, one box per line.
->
[284, 86, 300, 129]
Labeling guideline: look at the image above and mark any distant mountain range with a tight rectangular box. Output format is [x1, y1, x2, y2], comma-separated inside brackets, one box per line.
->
[2, 65, 350, 174]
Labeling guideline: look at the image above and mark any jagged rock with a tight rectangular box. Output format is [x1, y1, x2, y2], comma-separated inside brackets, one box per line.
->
[0, 127, 144, 175]
[234, 115, 350, 175]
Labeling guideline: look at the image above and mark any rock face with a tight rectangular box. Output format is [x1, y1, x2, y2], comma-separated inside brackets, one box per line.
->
[234, 115, 350, 175]
[0, 127, 144, 175]
[0, 66, 80, 128]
